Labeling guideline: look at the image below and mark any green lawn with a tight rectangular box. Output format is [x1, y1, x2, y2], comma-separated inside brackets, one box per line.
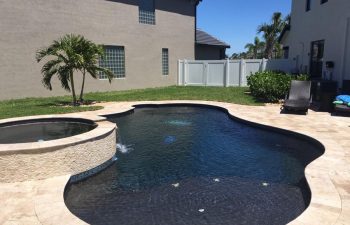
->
[0, 86, 262, 120]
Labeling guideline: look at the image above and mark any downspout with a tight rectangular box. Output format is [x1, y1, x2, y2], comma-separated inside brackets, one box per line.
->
[341, 18, 350, 83]
[299, 41, 305, 73]
[191, 0, 200, 60]
[194, 2, 198, 60]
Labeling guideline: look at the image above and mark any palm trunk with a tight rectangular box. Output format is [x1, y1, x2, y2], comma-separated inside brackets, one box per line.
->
[79, 69, 86, 103]
[69, 70, 77, 105]
[264, 41, 274, 59]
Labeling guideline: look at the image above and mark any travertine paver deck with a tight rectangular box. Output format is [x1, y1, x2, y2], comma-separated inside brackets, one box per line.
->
[1, 101, 349, 225]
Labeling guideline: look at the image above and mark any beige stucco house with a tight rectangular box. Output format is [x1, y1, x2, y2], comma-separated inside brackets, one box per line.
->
[280, 0, 350, 85]
[0, 0, 201, 100]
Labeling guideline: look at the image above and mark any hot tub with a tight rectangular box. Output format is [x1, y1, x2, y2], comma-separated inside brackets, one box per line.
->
[0, 118, 97, 144]
[0, 116, 117, 183]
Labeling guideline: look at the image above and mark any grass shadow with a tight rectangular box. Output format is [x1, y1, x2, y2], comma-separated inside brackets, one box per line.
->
[37, 100, 98, 107]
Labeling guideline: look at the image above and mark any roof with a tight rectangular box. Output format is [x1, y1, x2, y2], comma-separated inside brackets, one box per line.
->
[193, 0, 202, 5]
[278, 24, 291, 43]
[196, 29, 230, 48]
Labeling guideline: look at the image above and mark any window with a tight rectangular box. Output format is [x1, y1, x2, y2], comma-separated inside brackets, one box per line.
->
[162, 48, 169, 75]
[306, 0, 311, 11]
[321, 0, 328, 4]
[283, 46, 290, 59]
[139, 0, 155, 25]
[99, 46, 125, 79]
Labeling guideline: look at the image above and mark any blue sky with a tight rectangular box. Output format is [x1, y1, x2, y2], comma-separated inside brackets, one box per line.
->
[197, 0, 292, 56]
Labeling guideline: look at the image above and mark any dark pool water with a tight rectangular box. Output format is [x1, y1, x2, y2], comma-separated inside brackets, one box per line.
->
[0, 118, 96, 144]
[65, 106, 324, 225]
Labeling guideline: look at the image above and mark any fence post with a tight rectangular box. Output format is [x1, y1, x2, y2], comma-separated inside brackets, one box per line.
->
[225, 59, 230, 87]
[239, 59, 245, 87]
[204, 62, 208, 86]
[262, 58, 267, 72]
[183, 59, 187, 86]
[178, 60, 181, 85]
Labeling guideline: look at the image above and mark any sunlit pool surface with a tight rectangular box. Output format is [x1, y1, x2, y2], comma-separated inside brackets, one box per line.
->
[65, 106, 324, 225]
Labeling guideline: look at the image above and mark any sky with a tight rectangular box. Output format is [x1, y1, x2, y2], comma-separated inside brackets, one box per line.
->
[197, 0, 292, 56]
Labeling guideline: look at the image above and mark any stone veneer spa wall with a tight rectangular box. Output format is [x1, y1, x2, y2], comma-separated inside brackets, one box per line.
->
[0, 117, 117, 183]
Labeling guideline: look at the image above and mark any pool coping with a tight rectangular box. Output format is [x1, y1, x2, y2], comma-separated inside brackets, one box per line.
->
[1, 100, 349, 225]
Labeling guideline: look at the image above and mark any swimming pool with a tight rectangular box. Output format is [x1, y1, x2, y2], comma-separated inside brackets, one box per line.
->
[65, 105, 324, 225]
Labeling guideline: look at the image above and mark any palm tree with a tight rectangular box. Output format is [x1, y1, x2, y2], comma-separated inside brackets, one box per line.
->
[273, 42, 283, 59]
[231, 52, 249, 59]
[244, 37, 265, 59]
[36, 34, 84, 105]
[230, 53, 240, 59]
[257, 12, 287, 59]
[36, 34, 114, 105]
[78, 40, 114, 103]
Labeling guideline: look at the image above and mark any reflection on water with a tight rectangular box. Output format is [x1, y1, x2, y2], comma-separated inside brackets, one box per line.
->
[166, 120, 192, 126]
[163, 135, 176, 144]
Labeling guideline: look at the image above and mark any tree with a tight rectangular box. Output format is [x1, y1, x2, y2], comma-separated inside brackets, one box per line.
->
[78, 40, 114, 103]
[36, 34, 84, 104]
[36, 34, 113, 105]
[257, 12, 287, 59]
[244, 37, 265, 59]
[230, 52, 249, 60]
[273, 42, 283, 59]
[230, 53, 240, 59]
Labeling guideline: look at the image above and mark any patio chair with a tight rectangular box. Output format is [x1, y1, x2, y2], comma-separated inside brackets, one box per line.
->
[334, 80, 350, 114]
[282, 80, 312, 114]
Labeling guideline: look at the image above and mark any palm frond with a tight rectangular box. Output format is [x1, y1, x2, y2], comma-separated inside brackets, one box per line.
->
[40, 59, 63, 90]
[244, 43, 254, 50]
[94, 67, 114, 83]
[257, 23, 269, 33]
[57, 66, 71, 92]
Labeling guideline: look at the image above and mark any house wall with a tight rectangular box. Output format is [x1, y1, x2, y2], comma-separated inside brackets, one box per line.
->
[0, 0, 196, 100]
[281, 0, 350, 85]
[195, 45, 226, 60]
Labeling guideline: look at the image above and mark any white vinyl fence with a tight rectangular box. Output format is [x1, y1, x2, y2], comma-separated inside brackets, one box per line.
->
[178, 59, 296, 87]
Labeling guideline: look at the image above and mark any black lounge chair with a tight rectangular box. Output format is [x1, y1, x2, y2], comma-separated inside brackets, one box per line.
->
[282, 80, 312, 114]
[335, 80, 350, 114]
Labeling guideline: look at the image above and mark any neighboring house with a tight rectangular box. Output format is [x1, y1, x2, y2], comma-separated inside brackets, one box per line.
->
[195, 29, 230, 60]
[0, 0, 201, 100]
[280, 0, 350, 83]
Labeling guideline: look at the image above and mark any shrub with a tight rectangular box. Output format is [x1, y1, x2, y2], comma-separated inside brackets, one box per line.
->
[247, 71, 309, 102]
[294, 74, 310, 81]
[247, 71, 291, 102]
[270, 70, 288, 75]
